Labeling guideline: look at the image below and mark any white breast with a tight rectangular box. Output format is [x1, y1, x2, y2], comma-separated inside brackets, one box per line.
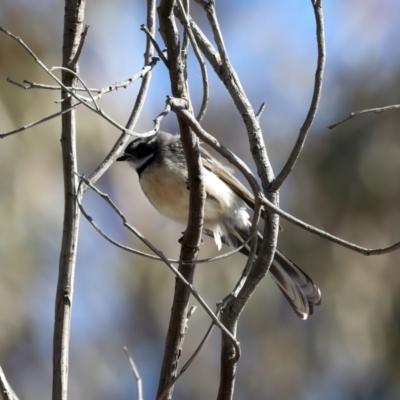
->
[139, 161, 250, 249]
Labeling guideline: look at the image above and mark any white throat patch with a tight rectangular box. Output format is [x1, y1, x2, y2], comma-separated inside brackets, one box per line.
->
[130, 153, 154, 172]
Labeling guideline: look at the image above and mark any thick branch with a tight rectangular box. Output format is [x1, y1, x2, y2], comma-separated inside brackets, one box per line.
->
[179, 3, 279, 396]
[156, 1, 206, 399]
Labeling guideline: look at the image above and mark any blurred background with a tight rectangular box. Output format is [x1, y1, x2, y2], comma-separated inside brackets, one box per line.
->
[1, 1, 400, 399]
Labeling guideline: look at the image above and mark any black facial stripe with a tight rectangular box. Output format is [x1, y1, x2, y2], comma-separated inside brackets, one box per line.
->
[136, 153, 155, 176]
[122, 137, 159, 177]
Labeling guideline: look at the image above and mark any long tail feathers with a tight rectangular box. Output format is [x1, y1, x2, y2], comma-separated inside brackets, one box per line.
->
[271, 250, 321, 319]
[213, 227, 322, 319]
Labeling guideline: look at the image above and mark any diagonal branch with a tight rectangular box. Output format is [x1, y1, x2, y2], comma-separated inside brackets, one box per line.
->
[176, 0, 209, 121]
[271, 0, 326, 190]
[0, 103, 81, 138]
[259, 196, 400, 256]
[84, 0, 157, 189]
[123, 347, 144, 400]
[328, 104, 400, 129]
[170, 101, 400, 257]
[76, 175, 240, 354]
[0, 366, 19, 400]
[0, 26, 136, 135]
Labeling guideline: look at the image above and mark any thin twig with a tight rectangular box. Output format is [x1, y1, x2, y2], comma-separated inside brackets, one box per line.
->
[155, 102, 400, 258]
[134, 101, 172, 138]
[328, 104, 400, 129]
[259, 195, 400, 256]
[76, 174, 254, 264]
[185, 305, 197, 324]
[76, 175, 240, 352]
[7, 55, 160, 96]
[2, 63, 164, 138]
[176, 0, 210, 121]
[179, 0, 190, 62]
[192, 1, 274, 191]
[0, 103, 80, 138]
[50, 66, 99, 110]
[271, 0, 326, 190]
[2, 62, 162, 139]
[140, 24, 169, 68]
[168, 97, 262, 204]
[83, 0, 157, 190]
[255, 102, 266, 120]
[70, 24, 89, 67]
[0, 26, 135, 135]
[0, 366, 19, 400]
[123, 347, 144, 400]
[169, 96, 278, 372]
[170, 100, 400, 258]
[80, 102, 170, 194]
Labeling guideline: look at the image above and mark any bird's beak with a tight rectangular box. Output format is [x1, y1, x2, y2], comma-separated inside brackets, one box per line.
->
[116, 154, 129, 161]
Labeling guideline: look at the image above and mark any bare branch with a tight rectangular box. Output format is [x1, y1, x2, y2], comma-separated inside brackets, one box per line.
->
[156, 1, 207, 398]
[0, 103, 80, 138]
[133, 101, 172, 138]
[255, 102, 266, 120]
[167, 98, 262, 215]
[157, 311, 218, 400]
[176, 0, 210, 121]
[84, 0, 158, 189]
[76, 175, 240, 354]
[140, 24, 169, 68]
[81, 100, 170, 195]
[83, 152, 400, 264]
[0, 366, 19, 400]
[77, 175, 254, 265]
[328, 104, 400, 129]
[259, 195, 400, 256]
[172, 3, 280, 383]
[271, 0, 326, 190]
[123, 347, 144, 400]
[70, 24, 90, 67]
[169, 97, 278, 376]
[50, 66, 99, 109]
[7, 54, 160, 96]
[0, 26, 136, 135]
[189, 1, 274, 195]
[2, 56, 161, 138]
[52, 2, 86, 399]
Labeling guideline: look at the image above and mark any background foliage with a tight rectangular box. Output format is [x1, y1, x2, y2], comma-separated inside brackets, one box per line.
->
[1, 1, 400, 399]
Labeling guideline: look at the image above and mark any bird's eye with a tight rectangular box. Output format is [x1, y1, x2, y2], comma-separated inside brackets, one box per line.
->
[135, 143, 147, 156]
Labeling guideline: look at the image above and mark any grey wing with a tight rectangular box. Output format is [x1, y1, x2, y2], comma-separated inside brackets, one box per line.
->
[199, 145, 322, 318]
[200, 148, 256, 210]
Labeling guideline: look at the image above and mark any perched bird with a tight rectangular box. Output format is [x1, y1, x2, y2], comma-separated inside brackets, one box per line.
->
[117, 131, 321, 319]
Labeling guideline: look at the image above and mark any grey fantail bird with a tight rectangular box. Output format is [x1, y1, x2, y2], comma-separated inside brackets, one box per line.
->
[117, 131, 321, 319]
